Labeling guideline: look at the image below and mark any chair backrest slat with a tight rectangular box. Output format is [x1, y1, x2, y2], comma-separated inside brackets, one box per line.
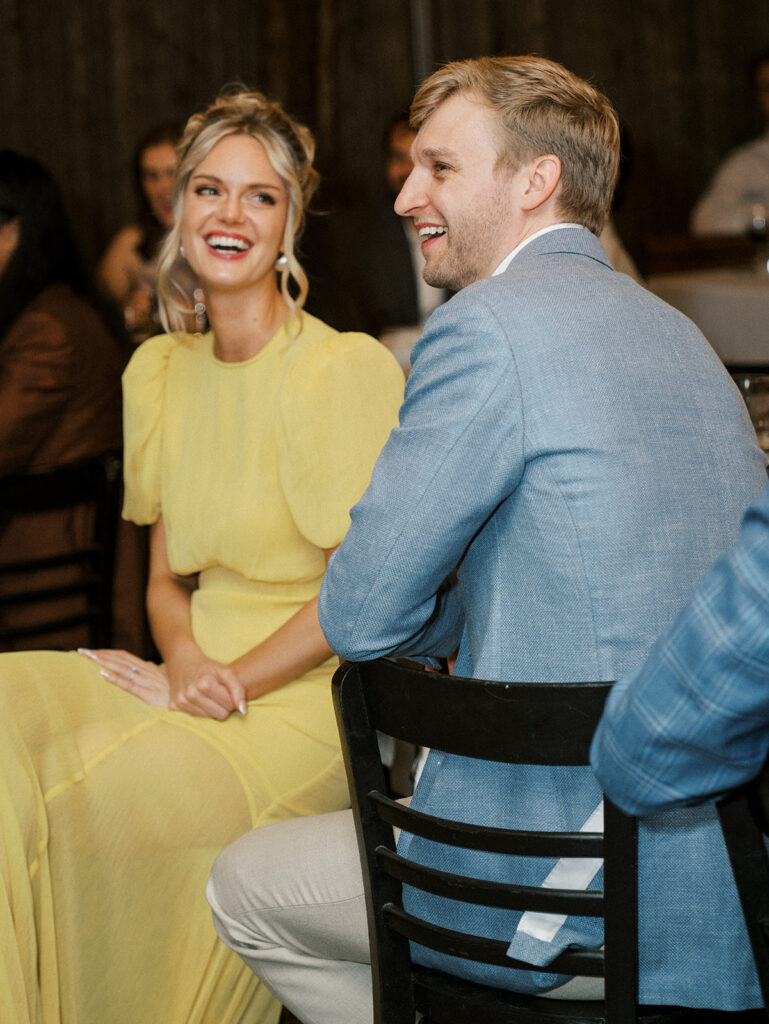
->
[359, 658, 611, 765]
[0, 550, 98, 576]
[0, 579, 101, 606]
[377, 847, 604, 916]
[371, 792, 605, 857]
[382, 904, 606, 977]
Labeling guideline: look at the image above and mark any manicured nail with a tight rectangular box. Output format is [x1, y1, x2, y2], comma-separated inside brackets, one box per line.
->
[100, 669, 114, 682]
[78, 648, 97, 661]
[238, 701, 247, 715]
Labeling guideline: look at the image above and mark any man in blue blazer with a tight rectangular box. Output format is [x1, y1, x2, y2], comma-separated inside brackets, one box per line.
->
[207, 56, 767, 1021]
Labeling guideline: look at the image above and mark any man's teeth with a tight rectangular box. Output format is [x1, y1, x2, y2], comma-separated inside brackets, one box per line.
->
[419, 226, 446, 238]
[207, 235, 250, 252]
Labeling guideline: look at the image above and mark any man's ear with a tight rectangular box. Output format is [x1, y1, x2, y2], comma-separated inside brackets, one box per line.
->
[520, 155, 562, 211]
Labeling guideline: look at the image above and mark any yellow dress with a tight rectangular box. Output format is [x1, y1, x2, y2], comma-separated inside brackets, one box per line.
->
[0, 313, 405, 1024]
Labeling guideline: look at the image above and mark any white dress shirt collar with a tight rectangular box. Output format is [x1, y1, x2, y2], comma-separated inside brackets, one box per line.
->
[492, 223, 586, 277]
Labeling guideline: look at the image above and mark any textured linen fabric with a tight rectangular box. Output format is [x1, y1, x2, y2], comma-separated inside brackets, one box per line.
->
[591, 480, 769, 816]
[319, 228, 768, 1008]
[0, 313, 404, 1024]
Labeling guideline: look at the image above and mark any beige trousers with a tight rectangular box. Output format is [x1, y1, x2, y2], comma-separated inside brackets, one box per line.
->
[206, 808, 603, 1024]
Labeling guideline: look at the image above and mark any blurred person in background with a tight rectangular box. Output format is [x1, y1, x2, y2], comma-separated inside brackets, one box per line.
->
[0, 149, 146, 652]
[691, 48, 769, 237]
[354, 111, 447, 371]
[99, 122, 183, 339]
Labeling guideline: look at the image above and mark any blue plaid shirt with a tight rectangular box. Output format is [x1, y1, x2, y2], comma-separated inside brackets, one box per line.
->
[591, 480, 769, 816]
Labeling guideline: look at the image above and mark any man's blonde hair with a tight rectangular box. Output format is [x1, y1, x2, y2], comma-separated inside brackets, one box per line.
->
[157, 87, 320, 332]
[410, 56, 620, 235]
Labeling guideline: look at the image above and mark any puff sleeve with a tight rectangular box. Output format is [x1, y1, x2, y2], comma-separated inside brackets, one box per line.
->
[121, 333, 178, 524]
[276, 332, 404, 549]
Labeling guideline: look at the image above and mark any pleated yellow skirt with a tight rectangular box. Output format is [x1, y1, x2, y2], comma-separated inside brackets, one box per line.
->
[0, 650, 349, 1024]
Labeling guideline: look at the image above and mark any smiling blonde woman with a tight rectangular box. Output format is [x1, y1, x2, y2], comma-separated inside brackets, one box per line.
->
[0, 88, 404, 1024]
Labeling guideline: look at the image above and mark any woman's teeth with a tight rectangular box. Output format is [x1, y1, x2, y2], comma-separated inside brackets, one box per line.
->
[207, 235, 250, 253]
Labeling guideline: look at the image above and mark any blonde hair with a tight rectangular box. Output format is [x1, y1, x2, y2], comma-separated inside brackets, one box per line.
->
[411, 56, 620, 235]
[157, 86, 320, 332]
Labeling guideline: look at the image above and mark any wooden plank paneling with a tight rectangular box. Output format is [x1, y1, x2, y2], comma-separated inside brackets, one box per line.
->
[0, 0, 767, 274]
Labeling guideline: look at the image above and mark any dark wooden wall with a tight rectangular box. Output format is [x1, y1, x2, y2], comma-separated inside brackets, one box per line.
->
[1, 0, 768, 275]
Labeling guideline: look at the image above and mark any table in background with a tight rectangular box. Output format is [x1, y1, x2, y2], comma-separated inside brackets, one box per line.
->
[649, 268, 769, 368]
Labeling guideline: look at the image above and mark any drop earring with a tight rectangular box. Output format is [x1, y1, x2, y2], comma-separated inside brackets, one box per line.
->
[179, 244, 186, 259]
[193, 288, 207, 332]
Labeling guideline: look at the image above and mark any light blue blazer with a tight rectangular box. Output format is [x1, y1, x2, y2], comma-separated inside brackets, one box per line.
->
[319, 228, 768, 1008]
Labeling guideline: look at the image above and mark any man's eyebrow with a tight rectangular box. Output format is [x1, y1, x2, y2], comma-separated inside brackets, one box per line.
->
[418, 147, 460, 162]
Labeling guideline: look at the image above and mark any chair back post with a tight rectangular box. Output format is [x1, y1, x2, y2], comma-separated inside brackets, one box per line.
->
[333, 661, 417, 1024]
[717, 770, 769, 1012]
[602, 797, 638, 1024]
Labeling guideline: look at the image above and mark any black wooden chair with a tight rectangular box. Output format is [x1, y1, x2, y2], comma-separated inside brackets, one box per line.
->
[717, 764, 769, 1020]
[0, 451, 122, 649]
[333, 658, 734, 1024]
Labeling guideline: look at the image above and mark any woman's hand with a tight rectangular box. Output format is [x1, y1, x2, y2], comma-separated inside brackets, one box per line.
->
[163, 648, 247, 720]
[79, 648, 171, 708]
[78, 647, 246, 721]
[133, 518, 246, 719]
